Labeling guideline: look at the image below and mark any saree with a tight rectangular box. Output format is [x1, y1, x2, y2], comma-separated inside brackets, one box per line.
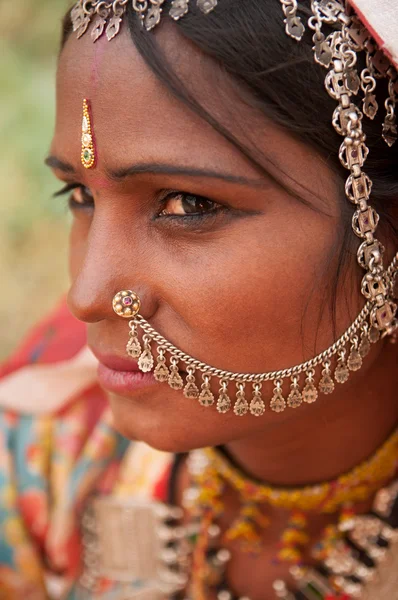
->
[0, 300, 172, 599]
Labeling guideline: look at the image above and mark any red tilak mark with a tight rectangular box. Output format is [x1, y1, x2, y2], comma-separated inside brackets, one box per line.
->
[90, 34, 108, 91]
[88, 176, 114, 190]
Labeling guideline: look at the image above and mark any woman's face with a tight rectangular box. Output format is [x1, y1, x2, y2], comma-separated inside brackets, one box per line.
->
[49, 25, 363, 451]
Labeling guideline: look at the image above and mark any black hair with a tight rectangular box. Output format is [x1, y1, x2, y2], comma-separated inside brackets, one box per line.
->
[61, 0, 398, 343]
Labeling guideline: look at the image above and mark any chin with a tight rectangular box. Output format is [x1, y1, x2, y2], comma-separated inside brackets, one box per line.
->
[106, 387, 273, 453]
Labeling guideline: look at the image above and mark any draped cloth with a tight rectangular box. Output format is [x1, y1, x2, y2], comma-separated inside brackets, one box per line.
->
[0, 302, 171, 599]
[348, 0, 398, 67]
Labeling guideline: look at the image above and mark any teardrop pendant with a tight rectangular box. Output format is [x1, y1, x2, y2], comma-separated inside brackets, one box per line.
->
[199, 375, 215, 407]
[347, 342, 362, 371]
[359, 331, 371, 358]
[287, 376, 302, 409]
[369, 326, 380, 344]
[168, 358, 184, 390]
[270, 380, 286, 413]
[302, 370, 318, 404]
[334, 352, 349, 384]
[217, 380, 231, 414]
[234, 384, 249, 416]
[184, 367, 199, 399]
[319, 361, 334, 395]
[138, 335, 154, 373]
[363, 92, 378, 120]
[154, 349, 170, 382]
[126, 325, 142, 359]
[249, 383, 265, 417]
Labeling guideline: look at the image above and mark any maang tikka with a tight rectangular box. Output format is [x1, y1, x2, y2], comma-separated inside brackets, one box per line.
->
[104, 0, 398, 418]
[81, 99, 96, 169]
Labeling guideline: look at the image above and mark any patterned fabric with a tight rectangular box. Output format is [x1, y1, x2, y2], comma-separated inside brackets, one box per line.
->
[0, 301, 171, 599]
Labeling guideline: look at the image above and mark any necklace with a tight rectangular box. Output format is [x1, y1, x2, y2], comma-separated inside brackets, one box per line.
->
[182, 430, 398, 599]
[78, 432, 398, 600]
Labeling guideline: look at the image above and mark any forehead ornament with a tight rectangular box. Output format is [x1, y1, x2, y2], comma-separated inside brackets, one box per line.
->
[81, 99, 96, 169]
[71, 0, 218, 39]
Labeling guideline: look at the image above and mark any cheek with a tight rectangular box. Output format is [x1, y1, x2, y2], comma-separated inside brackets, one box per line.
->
[68, 214, 91, 280]
[159, 202, 341, 372]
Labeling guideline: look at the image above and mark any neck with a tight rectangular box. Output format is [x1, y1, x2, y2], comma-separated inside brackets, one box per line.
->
[225, 340, 398, 486]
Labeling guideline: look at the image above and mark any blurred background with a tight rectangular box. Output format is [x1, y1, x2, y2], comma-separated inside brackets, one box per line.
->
[0, 1, 70, 360]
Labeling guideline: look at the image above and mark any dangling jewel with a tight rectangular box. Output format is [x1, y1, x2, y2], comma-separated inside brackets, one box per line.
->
[270, 380, 286, 413]
[81, 99, 96, 169]
[369, 326, 381, 343]
[313, 32, 332, 68]
[138, 336, 154, 373]
[169, 0, 189, 20]
[249, 384, 265, 417]
[382, 121, 397, 147]
[334, 352, 349, 384]
[217, 380, 231, 414]
[154, 349, 170, 382]
[199, 375, 215, 407]
[302, 370, 318, 404]
[359, 328, 371, 358]
[184, 367, 199, 399]
[126, 325, 142, 359]
[319, 361, 334, 395]
[145, 1, 164, 31]
[363, 92, 378, 119]
[344, 68, 360, 95]
[91, 15, 108, 42]
[287, 376, 302, 409]
[168, 358, 184, 390]
[234, 384, 249, 416]
[197, 0, 217, 14]
[106, 13, 124, 41]
[347, 339, 362, 371]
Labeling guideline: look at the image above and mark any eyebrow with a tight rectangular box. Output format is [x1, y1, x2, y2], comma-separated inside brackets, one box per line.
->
[45, 155, 267, 187]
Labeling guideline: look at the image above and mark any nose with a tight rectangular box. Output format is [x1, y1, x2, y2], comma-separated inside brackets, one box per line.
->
[67, 216, 157, 324]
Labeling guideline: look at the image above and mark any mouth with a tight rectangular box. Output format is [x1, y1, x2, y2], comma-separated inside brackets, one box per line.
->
[92, 350, 158, 395]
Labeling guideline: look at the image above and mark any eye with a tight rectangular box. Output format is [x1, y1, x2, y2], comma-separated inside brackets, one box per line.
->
[70, 185, 94, 206]
[159, 192, 221, 217]
[53, 183, 94, 209]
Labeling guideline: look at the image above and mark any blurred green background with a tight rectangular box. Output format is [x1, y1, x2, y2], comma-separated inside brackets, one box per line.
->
[0, 1, 70, 360]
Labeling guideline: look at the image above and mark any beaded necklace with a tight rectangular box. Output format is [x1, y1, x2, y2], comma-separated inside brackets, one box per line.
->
[183, 428, 398, 599]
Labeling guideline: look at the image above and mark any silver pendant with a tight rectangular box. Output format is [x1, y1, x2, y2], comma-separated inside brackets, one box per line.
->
[313, 34, 333, 68]
[382, 118, 398, 147]
[106, 15, 123, 41]
[91, 15, 107, 42]
[197, 0, 217, 14]
[145, 6, 162, 30]
[169, 0, 190, 21]
[363, 92, 378, 119]
[285, 15, 305, 41]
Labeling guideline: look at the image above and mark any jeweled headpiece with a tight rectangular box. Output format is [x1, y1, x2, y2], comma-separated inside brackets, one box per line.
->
[71, 0, 398, 414]
[71, 0, 218, 40]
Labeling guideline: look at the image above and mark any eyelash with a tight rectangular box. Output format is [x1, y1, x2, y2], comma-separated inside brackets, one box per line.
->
[53, 183, 227, 224]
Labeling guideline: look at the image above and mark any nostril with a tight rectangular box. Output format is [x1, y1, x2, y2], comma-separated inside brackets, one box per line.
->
[66, 285, 106, 324]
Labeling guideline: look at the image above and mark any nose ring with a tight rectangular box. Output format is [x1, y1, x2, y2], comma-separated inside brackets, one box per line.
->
[112, 290, 141, 318]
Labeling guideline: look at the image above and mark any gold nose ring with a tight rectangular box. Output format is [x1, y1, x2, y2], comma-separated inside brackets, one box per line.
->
[112, 291, 141, 318]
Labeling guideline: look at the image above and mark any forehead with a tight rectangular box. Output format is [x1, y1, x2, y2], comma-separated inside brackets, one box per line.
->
[54, 25, 260, 175]
[53, 22, 336, 206]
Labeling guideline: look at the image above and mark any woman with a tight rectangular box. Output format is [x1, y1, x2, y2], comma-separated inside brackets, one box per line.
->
[1, 0, 397, 598]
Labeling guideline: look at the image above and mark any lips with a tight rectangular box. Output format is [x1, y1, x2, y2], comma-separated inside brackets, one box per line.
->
[91, 349, 158, 395]
[93, 353, 142, 372]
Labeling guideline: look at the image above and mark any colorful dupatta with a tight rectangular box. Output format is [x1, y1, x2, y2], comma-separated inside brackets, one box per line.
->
[0, 301, 171, 599]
